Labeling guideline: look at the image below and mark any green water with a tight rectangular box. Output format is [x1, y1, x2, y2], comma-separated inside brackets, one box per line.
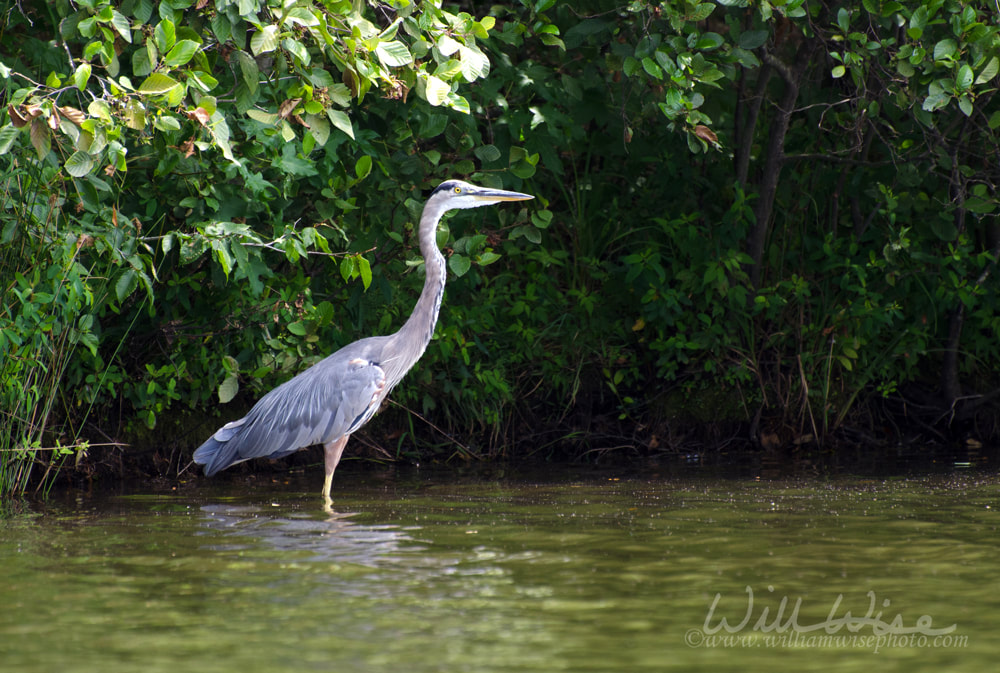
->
[1, 469, 997, 672]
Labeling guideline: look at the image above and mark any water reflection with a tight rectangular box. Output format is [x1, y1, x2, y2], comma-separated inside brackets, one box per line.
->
[197, 504, 415, 566]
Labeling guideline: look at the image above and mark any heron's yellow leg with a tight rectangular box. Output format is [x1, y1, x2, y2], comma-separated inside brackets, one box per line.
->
[321, 436, 349, 505]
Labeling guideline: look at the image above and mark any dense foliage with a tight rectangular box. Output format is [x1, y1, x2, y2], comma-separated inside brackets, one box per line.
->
[2, 0, 998, 494]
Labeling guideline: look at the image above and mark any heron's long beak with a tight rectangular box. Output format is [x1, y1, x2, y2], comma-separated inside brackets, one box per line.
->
[473, 187, 534, 202]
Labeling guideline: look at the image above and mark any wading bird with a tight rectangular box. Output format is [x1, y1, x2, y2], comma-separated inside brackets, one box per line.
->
[193, 180, 533, 504]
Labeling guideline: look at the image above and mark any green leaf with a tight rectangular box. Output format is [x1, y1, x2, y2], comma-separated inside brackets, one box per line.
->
[531, 210, 553, 229]
[287, 321, 308, 336]
[212, 239, 234, 277]
[138, 72, 180, 94]
[933, 39, 957, 62]
[134, 0, 154, 24]
[116, 268, 138, 302]
[474, 144, 502, 163]
[250, 25, 279, 56]
[836, 8, 850, 32]
[358, 256, 372, 289]
[448, 253, 471, 277]
[694, 33, 724, 51]
[131, 45, 153, 77]
[0, 124, 19, 155]
[246, 109, 278, 124]
[163, 39, 200, 67]
[210, 12, 231, 44]
[355, 155, 372, 180]
[510, 225, 541, 244]
[326, 108, 354, 139]
[375, 40, 412, 67]
[437, 34, 461, 56]
[739, 30, 769, 50]
[478, 251, 501, 266]
[958, 95, 972, 117]
[73, 63, 91, 90]
[642, 57, 663, 79]
[956, 64, 973, 91]
[304, 113, 329, 146]
[284, 6, 320, 28]
[539, 34, 565, 49]
[423, 75, 450, 106]
[282, 37, 310, 65]
[218, 375, 239, 404]
[154, 19, 175, 53]
[458, 45, 490, 81]
[339, 255, 355, 283]
[88, 99, 113, 122]
[964, 196, 996, 214]
[111, 10, 132, 42]
[831, 65, 846, 78]
[975, 56, 998, 85]
[236, 50, 259, 92]
[189, 70, 218, 92]
[689, 3, 715, 21]
[64, 150, 94, 177]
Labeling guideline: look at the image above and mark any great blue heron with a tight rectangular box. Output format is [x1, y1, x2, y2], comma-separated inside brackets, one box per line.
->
[193, 179, 534, 504]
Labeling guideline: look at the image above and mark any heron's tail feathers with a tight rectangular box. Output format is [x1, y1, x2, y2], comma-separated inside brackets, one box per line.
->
[192, 418, 248, 476]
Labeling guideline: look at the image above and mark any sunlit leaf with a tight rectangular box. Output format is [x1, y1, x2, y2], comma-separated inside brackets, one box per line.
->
[138, 72, 179, 94]
[458, 45, 490, 81]
[247, 109, 278, 124]
[282, 37, 310, 65]
[163, 39, 200, 67]
[375, 40, 412, 67]
[73, 63, 91, 91]
[250, 25, 279, 56]
[339, 255, 355, 284]
[304, 113, 329, 146]
[437, 35, 461, 56]
[0, 124, 19, 155]
[932, 38, 957, 62]
[64, 151, 94, 177]
[154, 19, 175, 53]
[358, 256, 372, 289]
[355, 154, 372, 180]
[218, 375, 239, 403]
[327, 108, 354, 139]
[974, 56, 998, 85]
[424, 75, 449, 106]
[111, 10, 132, 42]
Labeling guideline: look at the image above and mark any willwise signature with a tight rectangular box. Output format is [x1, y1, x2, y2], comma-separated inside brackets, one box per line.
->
[702, 586, 957, 636]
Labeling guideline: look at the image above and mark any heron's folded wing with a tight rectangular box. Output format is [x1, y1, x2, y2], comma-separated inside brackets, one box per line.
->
[219, 357, 387, 463]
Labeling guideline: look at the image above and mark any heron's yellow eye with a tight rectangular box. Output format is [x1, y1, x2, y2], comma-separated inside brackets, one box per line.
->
[453, 186, 462, 194]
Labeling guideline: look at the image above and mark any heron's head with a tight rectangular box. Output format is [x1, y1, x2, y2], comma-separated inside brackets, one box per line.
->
[429, 179, 533, 211]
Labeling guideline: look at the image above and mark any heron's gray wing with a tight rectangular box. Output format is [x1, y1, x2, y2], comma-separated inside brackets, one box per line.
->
[195, 356, 386, 474]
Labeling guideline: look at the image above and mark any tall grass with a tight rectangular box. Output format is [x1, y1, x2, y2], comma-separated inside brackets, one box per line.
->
[0, 159, 93, 497]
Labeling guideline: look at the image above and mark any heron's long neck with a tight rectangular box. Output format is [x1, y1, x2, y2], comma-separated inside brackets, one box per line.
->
[384, 200, 447, 382]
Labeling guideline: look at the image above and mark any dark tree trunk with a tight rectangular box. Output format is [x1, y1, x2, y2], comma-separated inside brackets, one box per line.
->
[746, 40, 817, 288]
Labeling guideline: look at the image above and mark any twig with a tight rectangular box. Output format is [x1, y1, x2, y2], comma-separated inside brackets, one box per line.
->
[387, 399, 480, 459]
